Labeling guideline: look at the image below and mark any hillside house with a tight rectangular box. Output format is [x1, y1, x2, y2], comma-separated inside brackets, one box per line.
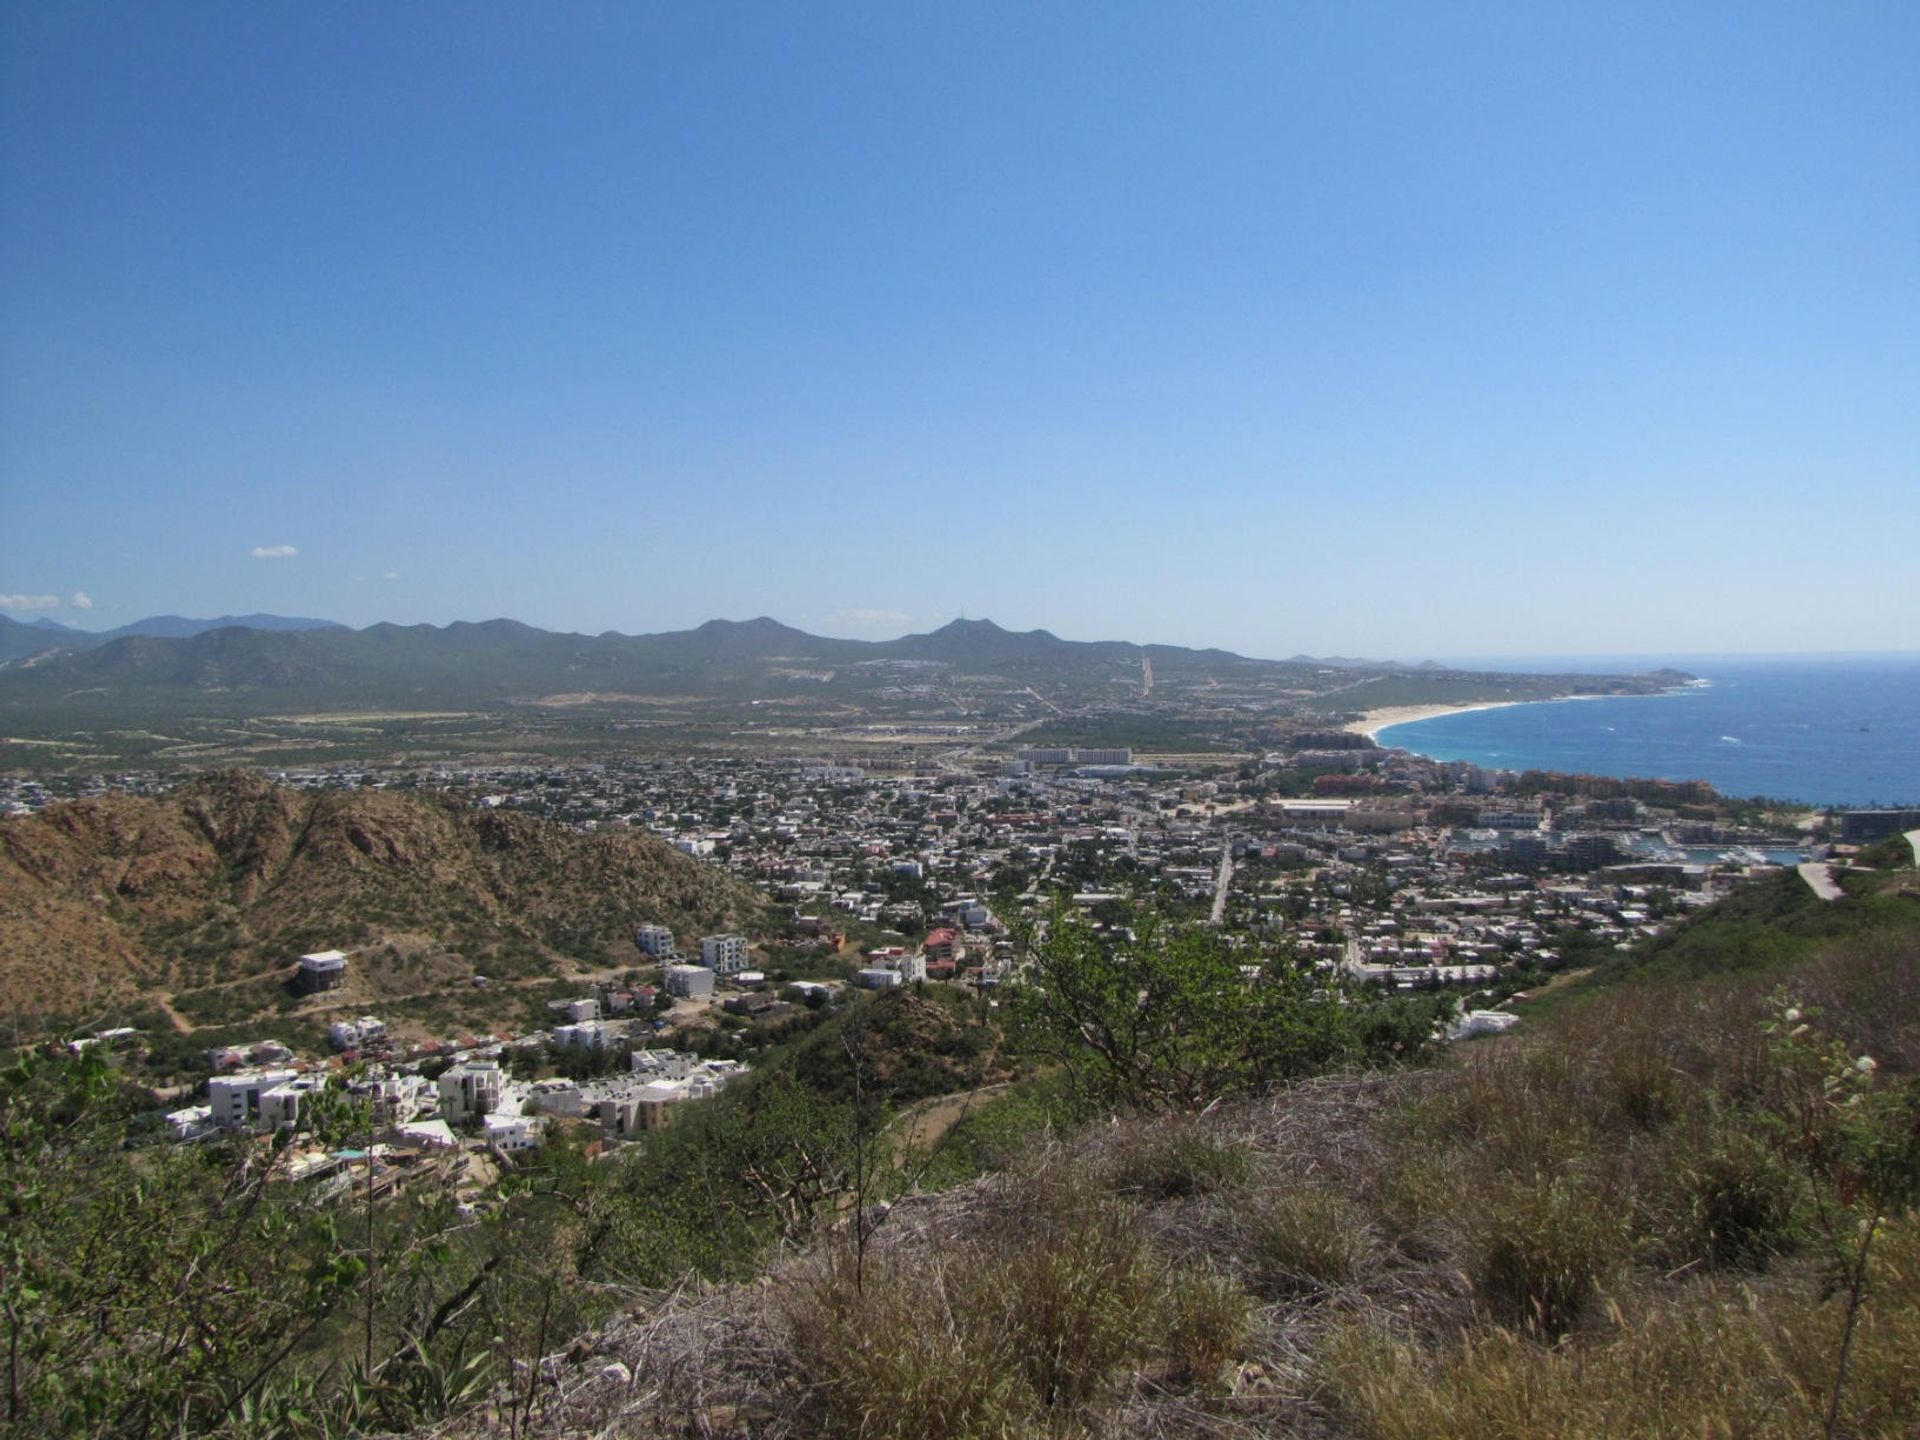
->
[296, 949, 349, 994]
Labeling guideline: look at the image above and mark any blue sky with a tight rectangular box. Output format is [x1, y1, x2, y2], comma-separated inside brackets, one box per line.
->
[2, 3, 1915, 659]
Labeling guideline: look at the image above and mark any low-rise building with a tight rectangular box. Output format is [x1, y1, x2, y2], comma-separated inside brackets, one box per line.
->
[208, 1068, 299, 1130]
[483, 1112, 544, 1153]
[438, 1061, 505, 1126]
[328, 1016, 386, 1052]
[258, 1076, 328, 1130]
[699, 934, 749, 975]
[635, 923, 677, 957]
[663, 963, 715, 999]
[296, 949, 349, 993]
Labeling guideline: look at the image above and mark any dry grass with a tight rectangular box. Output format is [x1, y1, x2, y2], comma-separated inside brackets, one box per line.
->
[1245, 1185, 1374, 1297]
[1326, 1221, 1920, 1439]
[1099, 1117, 1254, 1202]
[440, 932, 1920, 1440]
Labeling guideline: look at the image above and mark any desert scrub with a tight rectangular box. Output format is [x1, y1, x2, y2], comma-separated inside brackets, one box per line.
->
[1246, 1183, 1373, 1296]
[1472, 1169, 1625, 1336]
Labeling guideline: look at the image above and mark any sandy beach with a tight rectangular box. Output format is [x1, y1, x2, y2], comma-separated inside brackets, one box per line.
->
[1343, 701, 1526, 742]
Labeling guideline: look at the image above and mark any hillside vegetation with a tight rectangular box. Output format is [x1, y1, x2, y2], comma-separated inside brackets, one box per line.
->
[7, 832, 1916, 1437]
[482, 858, 1920, 1439]
[0, 772, 770, 1029]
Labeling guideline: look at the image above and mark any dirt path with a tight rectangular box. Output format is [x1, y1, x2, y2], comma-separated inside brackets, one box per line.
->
[888, 1081, 1013, 1162]
[1512, 965, 1596, 1010]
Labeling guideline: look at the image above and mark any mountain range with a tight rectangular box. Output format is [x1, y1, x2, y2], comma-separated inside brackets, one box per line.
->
[0, 613, 1686, 729]
[0, 612, 341, 663]
[0, 614, 1326, 706]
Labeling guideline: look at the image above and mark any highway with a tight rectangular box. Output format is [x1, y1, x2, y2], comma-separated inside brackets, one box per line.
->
[1207, 839, 1234, 926]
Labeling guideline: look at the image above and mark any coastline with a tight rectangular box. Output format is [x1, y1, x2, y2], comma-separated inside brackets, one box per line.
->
[1344, 701, 1526, 742]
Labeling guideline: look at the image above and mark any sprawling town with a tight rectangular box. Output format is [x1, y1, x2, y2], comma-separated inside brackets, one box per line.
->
[14, 730, 1912, 1210]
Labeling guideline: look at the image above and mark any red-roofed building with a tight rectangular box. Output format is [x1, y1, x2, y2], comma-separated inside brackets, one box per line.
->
[923, 928, 965, 964]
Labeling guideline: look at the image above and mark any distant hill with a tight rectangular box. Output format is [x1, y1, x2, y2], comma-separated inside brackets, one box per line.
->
[95, 613, 346, 641]
[0, 612, 342, 665]
[0, 771, 771, 1026]
[0, 616, 67, 664]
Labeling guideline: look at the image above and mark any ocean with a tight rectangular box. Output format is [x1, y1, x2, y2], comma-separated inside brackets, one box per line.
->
[1374, 654, 1920, 808]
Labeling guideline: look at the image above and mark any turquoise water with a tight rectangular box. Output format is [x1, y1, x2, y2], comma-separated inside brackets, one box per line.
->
[1377, 655, 1920, 808]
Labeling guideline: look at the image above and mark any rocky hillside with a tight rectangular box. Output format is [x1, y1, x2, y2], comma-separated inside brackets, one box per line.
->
[0, 771, 771, 1027]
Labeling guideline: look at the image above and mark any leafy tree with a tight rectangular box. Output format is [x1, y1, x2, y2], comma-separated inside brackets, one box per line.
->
[0, 1049, 362, 1435]
[1004, 901, 1444, 1112]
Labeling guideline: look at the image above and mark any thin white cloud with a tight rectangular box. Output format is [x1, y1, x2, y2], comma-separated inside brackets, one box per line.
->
[251, 544, 299, 559]
[382, 570, 401, 581]
[0, 593, 60, 611]
[829, 607, 913, 630]
[69, 591, 93, 609]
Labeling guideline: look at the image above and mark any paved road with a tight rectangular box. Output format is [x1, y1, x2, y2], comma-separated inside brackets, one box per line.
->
[1798, 862, 1846, 902]
[1208, 841, 1234, 926]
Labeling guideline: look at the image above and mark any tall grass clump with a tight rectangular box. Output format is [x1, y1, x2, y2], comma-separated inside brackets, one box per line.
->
[985, 1180, 1160, 1408]
[1472, 1170, 1624, 1337]
[1246, 1183, 1373, 1296]
[1099, 1117, 1252, 1201]
[784, 1254, 1033, 1440]
[1154, 1265, 1250, 1387]
[1681, 1127, 1800, 1268]
[785, 1164, 1184, 1433]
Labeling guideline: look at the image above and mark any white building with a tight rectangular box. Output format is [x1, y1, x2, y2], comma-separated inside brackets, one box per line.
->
[350, 1070, 436, 1124]
[208, 1069, 299, 1130]
[855, 966, 905, 990]
[165, 1104, 216, 1143]
[438, 1061, 505, 1126]
[483, 1112, 544, 1153]
[552, 1020, 613, 1049]
[663, 963, 715, 999]
[396, 1118, 459, 1149]
[630, 1059, 747, 1131]
[698, 934, 749, 975]
[258, 1076, 328, 1130]
[328, 1016, 386, 1052]
[635, 923, 676, 957]
[296, 949, 349, 993]
[630, 1048, 696, 1079]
